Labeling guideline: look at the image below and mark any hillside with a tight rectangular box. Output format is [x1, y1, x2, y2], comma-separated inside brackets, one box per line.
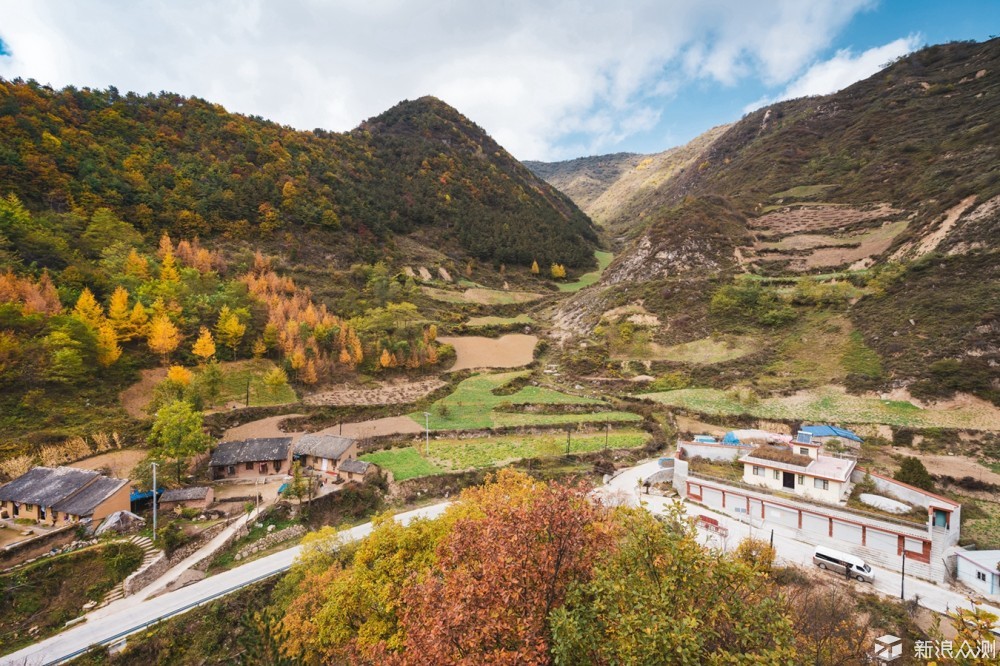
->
[546, 38, 999, 405]
[523, 152, 643, 216]
[0, 84, 597, 269]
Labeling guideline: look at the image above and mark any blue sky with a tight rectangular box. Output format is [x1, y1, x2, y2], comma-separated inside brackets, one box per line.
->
[0, 0, 996, 161]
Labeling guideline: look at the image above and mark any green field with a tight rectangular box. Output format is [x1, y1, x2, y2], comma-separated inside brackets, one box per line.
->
[213, 359, 298, 408]
[362, 429, 650, 479]
[640, 385, 1000, 429]
[640, 336, 756, 365]
[359, 447, 446, 481]
[408, 371, 641, 430]
[559, 250, 614, 293]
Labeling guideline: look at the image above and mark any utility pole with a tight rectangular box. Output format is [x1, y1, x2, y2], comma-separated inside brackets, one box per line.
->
[900, 551, 906, 600]
[246, 378, 251, 407]
[151, 462, 158, 541]
[566, 427, 571, 454]
[605, 421, 609, 450]
[423, 412, 431, 456]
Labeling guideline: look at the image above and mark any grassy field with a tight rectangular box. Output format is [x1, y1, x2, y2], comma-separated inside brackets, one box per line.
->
[422, 286, 544, 305]
[464, 314, 535, 327]
[769, 184, 838, 200]
[212, 359, 298, 408]
[559, 250, 614, 293]
[961, 500, 1000, 550]
[359, 447, 445, 480]
[362, 429, 650, 479]
[408, 371, 641, 430]
[640, 385, 1000, 429]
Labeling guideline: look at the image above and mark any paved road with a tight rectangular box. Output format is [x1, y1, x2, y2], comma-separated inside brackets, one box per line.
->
[1, 502, 451, 666]
[602, 461, 1000, 621]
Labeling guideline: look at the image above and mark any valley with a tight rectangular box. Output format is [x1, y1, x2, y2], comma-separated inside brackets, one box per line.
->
[0, 35, 998, 666]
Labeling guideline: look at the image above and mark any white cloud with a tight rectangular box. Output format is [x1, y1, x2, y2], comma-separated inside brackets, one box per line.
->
[0, 0, 878, 160]
[743, 35, 921, 114]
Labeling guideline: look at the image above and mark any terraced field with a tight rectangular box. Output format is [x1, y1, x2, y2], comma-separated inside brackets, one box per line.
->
[559, 250, 614, 292]
[640, 385, 1000, 430]
[422, 286, 544, 305]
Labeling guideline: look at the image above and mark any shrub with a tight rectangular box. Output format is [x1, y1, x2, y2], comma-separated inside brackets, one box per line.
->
[893, 456, 934, 491]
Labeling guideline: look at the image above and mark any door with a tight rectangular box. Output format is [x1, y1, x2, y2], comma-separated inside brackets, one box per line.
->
[782, 471, 795, 489]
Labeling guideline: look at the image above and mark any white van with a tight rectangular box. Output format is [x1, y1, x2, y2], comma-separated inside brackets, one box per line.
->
[813, 546, 875, 583]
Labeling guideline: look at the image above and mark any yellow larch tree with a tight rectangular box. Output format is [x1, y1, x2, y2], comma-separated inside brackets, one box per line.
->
[147, 314, 180, 363]
[127, 301, 150, 340]
[95, 322, 123, 367]
[107, 286, 132, 340]
[73, 288, 105, 329]
[215, 306, 247, 359]
[123, 248, 150, 279]
[531, 260, 540, 275]
[166, 365, 193, 386]
[191, 327, 216, 363]
[301, 358, 318, 384]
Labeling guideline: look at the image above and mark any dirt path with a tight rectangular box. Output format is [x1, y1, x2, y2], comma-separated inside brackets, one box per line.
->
[317, 416, 423, 439]
[439, 334, 538, 372]
[71, 449, 148, 479]
[221, 414, 306, 442]
[303, 379, 446, 406]
[120, 367, 168, 419]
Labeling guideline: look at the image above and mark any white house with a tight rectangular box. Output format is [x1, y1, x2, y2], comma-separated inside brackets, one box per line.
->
[955, 550, 1000, 598]
[740, 444, 856, 504]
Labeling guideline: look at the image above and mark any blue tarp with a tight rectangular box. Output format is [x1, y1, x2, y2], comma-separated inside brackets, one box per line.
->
[278, 483, 289, 496]
[800, 424, 862, 442]
[722, 432, 741, 445]
[129, 488, 163, 502]
[694, 435, 718, 444]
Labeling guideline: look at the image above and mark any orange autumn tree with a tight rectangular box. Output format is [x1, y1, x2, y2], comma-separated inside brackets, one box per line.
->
[275, 470, 613, 666]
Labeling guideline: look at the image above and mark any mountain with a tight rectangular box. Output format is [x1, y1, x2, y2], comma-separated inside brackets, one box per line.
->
[546, 38, 999, 404]
[523, 153, 643, 217]
[0, 84, 598, 269]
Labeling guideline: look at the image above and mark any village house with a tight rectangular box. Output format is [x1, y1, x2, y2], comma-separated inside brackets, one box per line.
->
[158, 486, 214, 511]
[338, 459, 375, 483]
[0, 467, 130, 526]
[293, 434, 358, 477]
[741, 441, 856, 503]
[209, 437, 292, 480]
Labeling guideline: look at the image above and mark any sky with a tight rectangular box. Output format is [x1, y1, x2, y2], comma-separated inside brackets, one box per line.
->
[0, 1, 996, 162]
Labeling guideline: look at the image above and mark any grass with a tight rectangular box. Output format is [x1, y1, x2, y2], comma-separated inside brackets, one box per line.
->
[212, 359, 297, 408]
[559, 250, 614, 292]
[464, 314, 535, 327]
[769, 184, 838, 200]
[407, 371, 640, 431]
[639, 385, 1000, 429]
[960, 500, 1000, 550]
[207, 512, 301, 573]
[641, 336, 755, 365]
[758, 313, 853, 390]
[362, 430, 650, 479]
[755, 220, 909, 251]
[421, 286, 544, 305]
[359, 447, 445, 481]
[0, 542, 144, 656]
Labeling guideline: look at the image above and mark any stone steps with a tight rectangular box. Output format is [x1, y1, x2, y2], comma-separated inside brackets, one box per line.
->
[96, 535, 162, 608]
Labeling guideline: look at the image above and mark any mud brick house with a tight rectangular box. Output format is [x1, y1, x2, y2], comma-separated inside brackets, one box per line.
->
[338, 459, 375, 483]
[209, 437, 292, 480]
[0, 467, 130, 526]
[293, 434, 358, 477]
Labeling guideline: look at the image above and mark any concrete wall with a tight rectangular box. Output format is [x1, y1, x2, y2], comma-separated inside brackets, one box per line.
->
[678, 442, 749, 462]
[851, 469, 961, 545]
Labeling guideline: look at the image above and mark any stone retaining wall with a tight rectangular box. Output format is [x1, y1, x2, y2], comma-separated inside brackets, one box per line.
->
[233, 525, 306, 562]
[0, 524, 78, 569]
[124, 521, 228, 595]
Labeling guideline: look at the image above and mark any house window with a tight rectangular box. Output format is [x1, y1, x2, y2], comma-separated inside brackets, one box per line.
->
[772, 470, 780, 480]
[227, 465, 235, 475]
[977, 571, 987, 582]
[259, 463, 267, 474]
[799, 447, 809, 456]
[797, 475, 804, 485]
[273, 460, 282, 473]
[813, 478, 829, 490]
[245, 462, 253, 471]
[752, 466, 763, 476]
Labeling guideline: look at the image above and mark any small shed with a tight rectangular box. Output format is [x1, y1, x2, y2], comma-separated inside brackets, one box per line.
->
[339, 459, 375, 483]
[798, 424, 862, 448]
[159, 486, 214, 511]
[955, 550, 1000, 598]
[294, 434, 358, 476]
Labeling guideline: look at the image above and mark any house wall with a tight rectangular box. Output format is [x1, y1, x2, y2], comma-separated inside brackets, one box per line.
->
[213, 459, 287, 479]
[92, 484, 131, 523]
[343, 470, 368, 483]
[684, 475, 949, 582]
[956, 557, 999, 597]
[851, 469, 961, 544]
[304, 442, 359, 477]
[742, 464, 845, 503]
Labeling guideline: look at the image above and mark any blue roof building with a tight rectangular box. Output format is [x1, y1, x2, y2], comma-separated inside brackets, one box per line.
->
[798, 424, 862, 443]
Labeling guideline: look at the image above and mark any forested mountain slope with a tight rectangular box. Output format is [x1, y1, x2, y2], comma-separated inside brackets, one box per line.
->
[0, 83, 597, 269]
